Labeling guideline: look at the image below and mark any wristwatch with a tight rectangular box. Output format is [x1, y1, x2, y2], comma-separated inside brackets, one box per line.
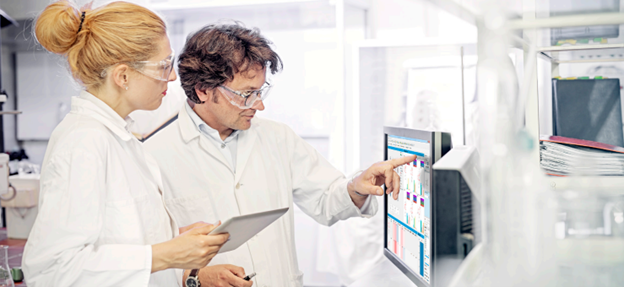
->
[185, 269, 200, 287]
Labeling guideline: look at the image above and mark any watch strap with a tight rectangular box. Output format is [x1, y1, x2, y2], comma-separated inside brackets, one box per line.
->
[189, 269, 200, 278]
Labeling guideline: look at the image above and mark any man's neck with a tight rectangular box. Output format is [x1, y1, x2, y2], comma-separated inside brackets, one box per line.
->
[217, 129, 234, 141]
[191, 103, 233, 141]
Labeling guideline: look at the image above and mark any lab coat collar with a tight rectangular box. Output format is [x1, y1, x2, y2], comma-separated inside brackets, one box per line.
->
[179, 100, 201, 143]
[72, 91, 133, 141]
[234, 124, 256, 184]
[178, 102, 232, 171]
[184, 101, 240, 144]
[178, 101, 257, 179]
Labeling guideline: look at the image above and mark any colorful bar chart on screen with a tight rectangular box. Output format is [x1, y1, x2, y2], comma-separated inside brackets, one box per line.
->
[386, 134, 432, 284]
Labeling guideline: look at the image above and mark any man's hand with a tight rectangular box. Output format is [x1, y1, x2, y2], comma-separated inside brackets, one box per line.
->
[347, 155, 417, 206]
[194, 265, 253, 287]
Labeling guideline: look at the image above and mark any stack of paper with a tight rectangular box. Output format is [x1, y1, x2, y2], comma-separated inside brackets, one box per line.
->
[540, 136, 624, 176]
[541, 142, 624, 176]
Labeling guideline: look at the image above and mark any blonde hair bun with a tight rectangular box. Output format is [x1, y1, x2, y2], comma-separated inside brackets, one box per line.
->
[35, 0, 83, 54]
[34, 1, 166, 89]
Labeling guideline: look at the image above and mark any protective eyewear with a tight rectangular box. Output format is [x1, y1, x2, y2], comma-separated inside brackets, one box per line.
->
[130, 50, 175, 82]
[218, 82, 272, 109]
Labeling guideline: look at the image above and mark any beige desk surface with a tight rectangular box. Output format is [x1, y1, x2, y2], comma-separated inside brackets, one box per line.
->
[349, 256, 420, 287]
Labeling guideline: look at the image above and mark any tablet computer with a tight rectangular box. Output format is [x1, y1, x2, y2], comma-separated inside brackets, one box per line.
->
[209, 207, 289, 253]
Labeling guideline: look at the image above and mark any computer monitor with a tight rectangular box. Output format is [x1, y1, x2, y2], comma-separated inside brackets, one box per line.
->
[384, 127, 451, 286]
[431, 145, 481, 287]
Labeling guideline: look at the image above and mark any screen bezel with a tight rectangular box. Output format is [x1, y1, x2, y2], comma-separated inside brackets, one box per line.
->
[383, 126, 438, 287]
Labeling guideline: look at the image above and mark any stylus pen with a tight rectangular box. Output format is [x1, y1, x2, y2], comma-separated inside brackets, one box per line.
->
[243, 272, 256, 281]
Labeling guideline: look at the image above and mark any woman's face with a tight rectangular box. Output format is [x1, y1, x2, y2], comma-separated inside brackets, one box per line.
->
[126, 36, 177, 111]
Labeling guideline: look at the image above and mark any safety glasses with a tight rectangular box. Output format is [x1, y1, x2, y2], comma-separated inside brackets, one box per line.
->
[218, 82, 272, 109]
[130, 50, 175, 82]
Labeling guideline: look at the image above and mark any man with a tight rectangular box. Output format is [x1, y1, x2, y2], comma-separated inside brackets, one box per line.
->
[144, 23, 415, 287]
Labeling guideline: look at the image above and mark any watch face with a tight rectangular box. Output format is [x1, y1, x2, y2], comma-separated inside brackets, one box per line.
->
[186, 278, 198, 287]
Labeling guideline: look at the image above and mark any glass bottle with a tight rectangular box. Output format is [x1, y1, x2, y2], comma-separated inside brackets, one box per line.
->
[0, 246, 14, 287]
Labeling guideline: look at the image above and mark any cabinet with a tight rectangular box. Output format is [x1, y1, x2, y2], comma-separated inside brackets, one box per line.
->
[16, 51, 77, 140]
[413, 0, 624, 189]
[519, 0, 624, 189]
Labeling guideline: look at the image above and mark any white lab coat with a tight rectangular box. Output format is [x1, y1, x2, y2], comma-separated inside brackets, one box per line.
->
[143, 104, 378, 287]
[22, 91, 182, 287]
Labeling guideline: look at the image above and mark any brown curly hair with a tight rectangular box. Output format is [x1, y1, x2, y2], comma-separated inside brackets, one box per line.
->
[177, 22, 283, 104]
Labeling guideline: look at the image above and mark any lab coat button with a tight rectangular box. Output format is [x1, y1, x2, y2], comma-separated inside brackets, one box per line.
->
[235, 183, 240, 189]
[221, 143, 226, 148]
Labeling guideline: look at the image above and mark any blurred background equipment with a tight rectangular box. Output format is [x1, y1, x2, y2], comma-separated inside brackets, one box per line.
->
[0, 154, 9, 200]
[548, 0, 620, 46]
[0, 6, 18, 154]
[0, 6, 19, 245]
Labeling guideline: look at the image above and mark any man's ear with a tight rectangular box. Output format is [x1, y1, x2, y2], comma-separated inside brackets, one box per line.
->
[195, 84, 212, 104]
[111, 64, 131, 90]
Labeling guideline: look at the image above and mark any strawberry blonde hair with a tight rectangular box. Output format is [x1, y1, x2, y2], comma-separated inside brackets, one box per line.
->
[35, 1, 166, 90]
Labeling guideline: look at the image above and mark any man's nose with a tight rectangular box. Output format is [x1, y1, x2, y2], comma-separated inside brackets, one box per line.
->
[251, 99, 265, 111]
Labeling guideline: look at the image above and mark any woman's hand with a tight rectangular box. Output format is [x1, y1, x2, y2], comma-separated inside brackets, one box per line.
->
[179, 221, 220, 234]
[151, 222, 229, 272]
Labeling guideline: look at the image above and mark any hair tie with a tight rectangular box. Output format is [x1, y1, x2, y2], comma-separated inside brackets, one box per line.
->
[77, 11, 86, 34]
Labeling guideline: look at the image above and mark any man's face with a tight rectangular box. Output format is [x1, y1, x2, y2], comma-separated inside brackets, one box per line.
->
[195, 65, 266, 134]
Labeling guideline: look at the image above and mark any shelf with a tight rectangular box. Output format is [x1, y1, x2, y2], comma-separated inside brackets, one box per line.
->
[533, 0, 620, 20]
[419, 0, 623, 30]
[541, 46, 624, 63]
[538, 43, 624, 52]
[547, 176, 624, 195]
[508, 12, 624, 30]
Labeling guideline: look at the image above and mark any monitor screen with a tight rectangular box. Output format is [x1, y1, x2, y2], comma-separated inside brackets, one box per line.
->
[386, 134, 432, 284]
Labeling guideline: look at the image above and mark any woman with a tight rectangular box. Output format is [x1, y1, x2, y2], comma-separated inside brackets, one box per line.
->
[22, 1, 227, 286]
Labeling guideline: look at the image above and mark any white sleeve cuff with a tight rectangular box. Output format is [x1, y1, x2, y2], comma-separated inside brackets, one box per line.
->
[341, 184, 378, 218]
[145, 245, 153, 272]
[345, 171, 379, 218]
[359, 195, 374, 215]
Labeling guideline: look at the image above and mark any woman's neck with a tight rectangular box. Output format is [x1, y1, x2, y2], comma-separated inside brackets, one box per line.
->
[87, 86, 132, 119]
